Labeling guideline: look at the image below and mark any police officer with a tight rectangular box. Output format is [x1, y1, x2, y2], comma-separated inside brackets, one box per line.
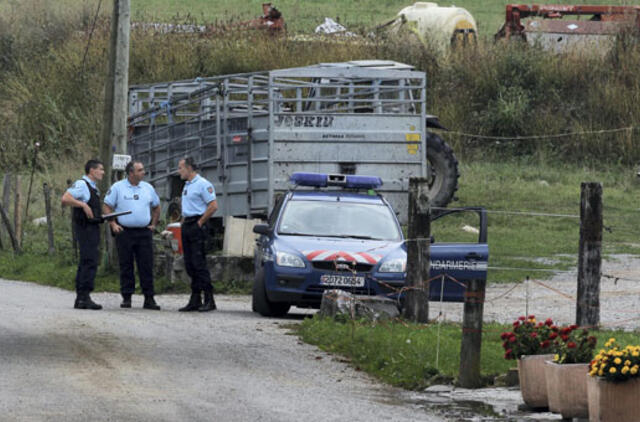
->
[177, 157, 218, 312]
[103, 161, 161, 310]
[61, 159, 104, 310]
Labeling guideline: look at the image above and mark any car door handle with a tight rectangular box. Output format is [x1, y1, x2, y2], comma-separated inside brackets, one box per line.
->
[466, 252, 482, 260]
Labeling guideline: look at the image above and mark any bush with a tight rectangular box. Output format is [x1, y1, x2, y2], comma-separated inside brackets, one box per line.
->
[590, 338, 640, 381]
[552, 325, 597, 364]
[500, 315, 556, 359]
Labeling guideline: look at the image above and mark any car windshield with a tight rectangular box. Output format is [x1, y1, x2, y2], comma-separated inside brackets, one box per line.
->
[277, 199, 401, 241]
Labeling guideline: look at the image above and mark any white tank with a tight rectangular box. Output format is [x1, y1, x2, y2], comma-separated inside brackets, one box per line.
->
[388, 2, 478, 50]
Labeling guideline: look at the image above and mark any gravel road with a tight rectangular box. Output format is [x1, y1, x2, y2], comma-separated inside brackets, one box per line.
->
[437, 254, 640, 330]
[0, 279, 445, 422]
[3, 256, 637, 422]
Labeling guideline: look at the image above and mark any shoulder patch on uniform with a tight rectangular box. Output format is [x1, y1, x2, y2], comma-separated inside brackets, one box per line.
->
[207, 186, 213, 194]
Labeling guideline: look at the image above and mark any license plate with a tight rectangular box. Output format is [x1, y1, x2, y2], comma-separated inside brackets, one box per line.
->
[319, 275, 365, 287]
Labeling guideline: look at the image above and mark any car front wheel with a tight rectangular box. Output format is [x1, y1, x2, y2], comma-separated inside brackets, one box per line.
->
[252, 267, 291, 317]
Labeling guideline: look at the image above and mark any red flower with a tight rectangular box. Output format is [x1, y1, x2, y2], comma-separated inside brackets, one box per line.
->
[530, 332, 538, 339]
[560, 327, 571, 335]
[540, 340, 550, 348]
[549, 332, 558, 340]
[509, 336, 517, 343]
[504, 351, 513, 359]
[550, 325, 558, 331]
[561, 334, 569, 341]
[527, 315, 535, 320]
[513, 321, 520, 327]
[518, 316, 526, 321]
[545, 318, 553, 326]
[500, 332, 509, 340]
[537, 322, 544, 328]
[570, 324, 578, 330]
[567, 342, 577, 349]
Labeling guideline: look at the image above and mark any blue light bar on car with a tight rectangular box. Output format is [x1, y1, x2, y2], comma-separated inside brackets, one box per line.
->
[290, 172, 383, 189]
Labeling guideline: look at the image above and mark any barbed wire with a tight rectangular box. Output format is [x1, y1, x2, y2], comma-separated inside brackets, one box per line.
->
[447, 125, 636, 141]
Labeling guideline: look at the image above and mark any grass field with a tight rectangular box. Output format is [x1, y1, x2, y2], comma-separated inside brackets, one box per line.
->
[127, 0, 640, 36]
[296, 315, 640, 388]
[10, 0, 638, 37]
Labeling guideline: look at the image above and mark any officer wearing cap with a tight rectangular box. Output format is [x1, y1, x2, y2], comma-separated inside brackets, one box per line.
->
[61, 159, 104, 310]
[177, 157, 218, 312]
[103, 160, 161, 310]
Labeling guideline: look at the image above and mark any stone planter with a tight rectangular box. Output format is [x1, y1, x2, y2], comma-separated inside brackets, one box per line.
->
[517, 354, 554, 409]
[587, 375, 640, 422]
[544, 361, 589, 419]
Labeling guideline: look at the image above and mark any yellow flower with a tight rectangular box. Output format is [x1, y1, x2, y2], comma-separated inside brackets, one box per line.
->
[614, 358, 622, 365]
[610, 367, 617, 374]
[622, 366, 629, 375]
[598, 369, 604, 376]
[554, 354, 559, 361]
[632, 351, 639, 358]
[631, 366, 639, 375]
[625, 360, 632, 366]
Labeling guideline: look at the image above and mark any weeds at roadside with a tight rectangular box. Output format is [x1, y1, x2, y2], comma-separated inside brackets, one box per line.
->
[294, 315, 640, 390]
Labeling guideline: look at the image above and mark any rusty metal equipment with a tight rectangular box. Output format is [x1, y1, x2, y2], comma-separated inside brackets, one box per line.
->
[495, 4, 640, 52]
[212, 3, 285, 35]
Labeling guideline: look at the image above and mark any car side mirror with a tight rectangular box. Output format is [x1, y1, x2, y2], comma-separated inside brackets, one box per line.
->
[253, 224, 271, 235]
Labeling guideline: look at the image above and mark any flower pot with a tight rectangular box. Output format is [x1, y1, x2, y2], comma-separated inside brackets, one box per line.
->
[587, 375, 640, 422]
[544, 361, 588, 418]
[517, 354, 554, 409]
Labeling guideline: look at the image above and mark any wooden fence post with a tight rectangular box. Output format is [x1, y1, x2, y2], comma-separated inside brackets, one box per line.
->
[43, 183, 55, 255]
[1, 173, 11, 248]
[0, 201, 20, 254]
[402, 177, 430, 323]
[576, 182, 602, 328]
[459, 278, 486, 388]
[14, 175, 22, 247]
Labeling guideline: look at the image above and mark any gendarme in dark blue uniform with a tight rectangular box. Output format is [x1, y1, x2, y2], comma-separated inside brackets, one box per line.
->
[62, 160, 105, 310]
[177, 157, 218, 312]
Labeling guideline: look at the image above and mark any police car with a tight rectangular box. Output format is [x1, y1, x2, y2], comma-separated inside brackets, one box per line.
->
[252, 172, 489, 317]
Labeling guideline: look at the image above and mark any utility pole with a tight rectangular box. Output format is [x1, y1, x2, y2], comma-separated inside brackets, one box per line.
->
[100, 0, 130, 270]
[100, 0, 130, 195]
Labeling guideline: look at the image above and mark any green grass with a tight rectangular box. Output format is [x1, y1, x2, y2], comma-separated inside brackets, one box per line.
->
[126, 0, 640, 36]
[17, 0, 638, 36]
[431, 158, 640, 283]
[295, 315, 640, 389]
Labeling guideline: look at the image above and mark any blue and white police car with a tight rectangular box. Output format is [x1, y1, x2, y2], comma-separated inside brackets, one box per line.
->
[252, 172, 489, 317]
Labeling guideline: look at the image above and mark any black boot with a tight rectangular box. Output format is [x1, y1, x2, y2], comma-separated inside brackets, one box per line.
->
[120, 293, 132, 308]
[179, 292, 202, 312]
[74, 293, 102, 310]
[199, 291, 216, 312]
[143, 295, 161, 310]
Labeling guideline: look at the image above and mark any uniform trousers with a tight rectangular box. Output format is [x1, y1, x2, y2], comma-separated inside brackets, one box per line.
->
[115, 227, 155, 296]
[74, 222, 100, 294]
[181, 219, 213, 294]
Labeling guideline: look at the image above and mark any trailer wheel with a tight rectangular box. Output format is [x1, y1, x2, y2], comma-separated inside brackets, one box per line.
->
[252, 267, 291, 317]
[426, 132, 459, 209]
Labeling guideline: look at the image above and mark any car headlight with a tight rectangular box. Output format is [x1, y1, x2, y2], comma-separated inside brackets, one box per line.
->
[378, 258, 406, 273]
[276, 251, 305, 268]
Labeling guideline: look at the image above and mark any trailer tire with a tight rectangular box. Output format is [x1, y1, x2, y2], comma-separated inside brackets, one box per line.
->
[426, 132, 459, 209]
[252, 267, 291, 317]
